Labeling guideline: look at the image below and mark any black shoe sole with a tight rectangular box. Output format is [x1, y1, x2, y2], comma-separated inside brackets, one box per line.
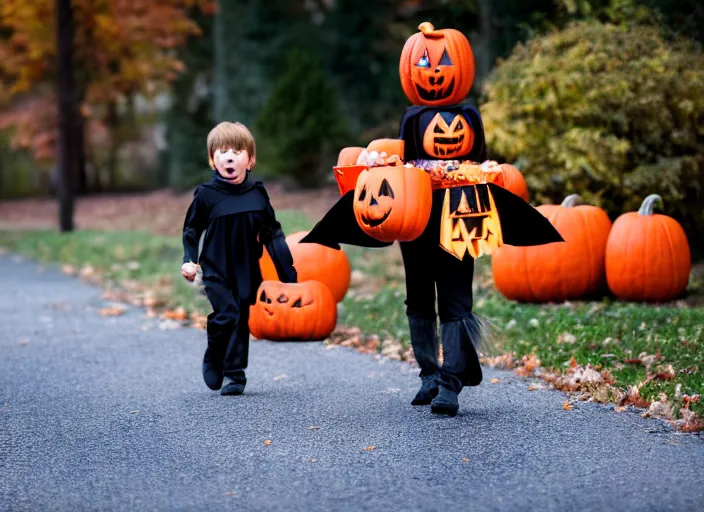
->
[220, 384, 245, 396]
[431, 403, 458, 417]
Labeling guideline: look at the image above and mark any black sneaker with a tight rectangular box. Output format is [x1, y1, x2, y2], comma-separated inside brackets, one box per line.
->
[430, 385, 459, 417]
[411, 374, 439, 406]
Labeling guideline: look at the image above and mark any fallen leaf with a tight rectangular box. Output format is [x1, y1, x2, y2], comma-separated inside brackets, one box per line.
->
[615, 406, 627, 412]
[528, 384, 545, 391]
[99, 306, 126, 317]
[308, 426, 321, 430]
[563, 401, 573, 410]
[17, 338, 29, 346]
[309, 459, 319, 463]
[264, 440, 272, 445]
[461, 458, 470, 463]
[273, 374, 289, 381]
[362, 445, 376, 451]
[223, 491, 238, 497]
[130, 410, 140, 414]
[162, 307, 187, 321]
[490, 378, 501, 384]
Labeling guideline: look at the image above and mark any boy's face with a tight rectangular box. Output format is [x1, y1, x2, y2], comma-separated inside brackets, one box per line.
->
[212, 148, 255, 184]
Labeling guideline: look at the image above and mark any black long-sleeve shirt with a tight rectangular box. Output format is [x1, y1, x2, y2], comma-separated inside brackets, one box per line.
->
[182, 174, 297, 303]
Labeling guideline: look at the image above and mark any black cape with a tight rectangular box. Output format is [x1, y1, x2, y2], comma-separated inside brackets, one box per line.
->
[299, 183, 563, 251]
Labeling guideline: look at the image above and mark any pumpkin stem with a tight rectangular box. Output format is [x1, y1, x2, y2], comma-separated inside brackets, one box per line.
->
[418, 22, 435, 35]
[638, 194, 663, 216]
[561, 194, 583, 208]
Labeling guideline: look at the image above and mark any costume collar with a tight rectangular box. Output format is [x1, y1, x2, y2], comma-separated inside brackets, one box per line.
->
[208, 170, 258, 194]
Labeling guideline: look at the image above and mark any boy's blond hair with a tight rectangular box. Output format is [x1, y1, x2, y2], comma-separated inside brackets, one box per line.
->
[207, 122, 256, 169]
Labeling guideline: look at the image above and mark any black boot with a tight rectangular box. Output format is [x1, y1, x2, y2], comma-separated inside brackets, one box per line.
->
[220, 370, 246, 396]
[412, 374, 439, 406]
[431, 385, 459, 416]
[202, 346, 224, 390]
[407, 315, 440, 406]
[437, 315, 483, 392]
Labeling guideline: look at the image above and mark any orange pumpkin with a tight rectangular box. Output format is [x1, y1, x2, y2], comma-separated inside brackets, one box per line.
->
[249, 281, 337, 341]
[399, 22, 475, 107]
[260, 231, 351, 303]
[365, 139, 405, 160]
[491, 194, 612, 302]
[605, 194, 691, 302]
[337, 147, 365, 166]
[500, 164, 529, 202]
[353, 165, 432, 242]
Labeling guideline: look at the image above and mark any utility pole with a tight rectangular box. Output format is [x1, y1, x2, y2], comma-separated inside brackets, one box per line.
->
[56, 0, 76, 232]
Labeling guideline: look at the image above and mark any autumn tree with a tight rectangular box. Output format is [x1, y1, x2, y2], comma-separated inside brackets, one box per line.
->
[0, 0, 214, 194]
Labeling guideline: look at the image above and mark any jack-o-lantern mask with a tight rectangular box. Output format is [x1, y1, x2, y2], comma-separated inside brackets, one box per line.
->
[353, 165, 432, 242]
[422, 112, 474, 158]
[249, 281, 337, 341]
[440, 184, 503, 260]
[399, 22, 475, 106]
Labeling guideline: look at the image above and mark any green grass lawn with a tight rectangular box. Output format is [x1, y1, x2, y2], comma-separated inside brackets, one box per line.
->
[1, 210, 702, 424]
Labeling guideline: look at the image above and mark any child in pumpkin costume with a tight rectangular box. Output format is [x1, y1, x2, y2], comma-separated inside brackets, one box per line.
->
[181, 122, 297, 395]
[301, 23, 562, 416]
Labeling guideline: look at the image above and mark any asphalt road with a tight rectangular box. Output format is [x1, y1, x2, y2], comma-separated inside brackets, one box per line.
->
[1, 253, 703, 512]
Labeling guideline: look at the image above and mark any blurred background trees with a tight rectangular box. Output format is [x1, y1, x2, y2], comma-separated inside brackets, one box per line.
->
[0, 0, 702, 242]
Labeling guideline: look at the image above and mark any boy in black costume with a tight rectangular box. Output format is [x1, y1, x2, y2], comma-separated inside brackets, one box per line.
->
[181, 122, 297, 395]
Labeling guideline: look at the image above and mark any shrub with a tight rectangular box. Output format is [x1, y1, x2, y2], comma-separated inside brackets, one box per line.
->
[255, 47, 349, 188]
[481, 21, 704, 246]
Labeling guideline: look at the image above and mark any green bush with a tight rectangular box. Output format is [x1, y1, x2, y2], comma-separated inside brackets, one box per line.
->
[255, 47, 349, 189]
[481, 21, 704, 246]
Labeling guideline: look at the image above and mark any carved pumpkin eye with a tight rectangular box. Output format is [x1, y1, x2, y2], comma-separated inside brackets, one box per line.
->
[260, 290, 272, 304]
[439, 49, 453, 66]
[378, 179, 394, 198]
[292, 297, 302, 308]
[456, 119, 464, 130]
[358, 185, 367, 202]
[416, 49, 430, 68]
[277, 294, 288, 304]
[434, 123, 445, 134]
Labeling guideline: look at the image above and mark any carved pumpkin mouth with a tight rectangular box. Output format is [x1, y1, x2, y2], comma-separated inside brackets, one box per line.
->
[361, 209, 392, 227]
[414, 77, 455, 102]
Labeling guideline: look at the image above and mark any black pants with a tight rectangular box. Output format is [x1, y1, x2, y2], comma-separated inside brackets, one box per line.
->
[399, 189, 483, 392]
[204, 280, 250, 380]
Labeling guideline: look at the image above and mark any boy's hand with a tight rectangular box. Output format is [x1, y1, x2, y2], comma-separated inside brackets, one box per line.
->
[181, 262, 198, 281]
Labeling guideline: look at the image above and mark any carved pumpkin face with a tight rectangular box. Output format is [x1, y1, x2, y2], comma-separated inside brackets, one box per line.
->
[353, 166, 432, 242]
[249, 281, 337, 341]
[422, 112, 474, 158]
[440, 184, 503, 260]
[399, 22, 475, 106]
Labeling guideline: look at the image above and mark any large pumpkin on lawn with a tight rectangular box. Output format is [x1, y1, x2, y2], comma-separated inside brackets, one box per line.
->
[249, 281, 337, 341]
[605, 194, 691, 302]
[500, 164, 529, 202]
[260, 231, 351, 303]
[353, 165, 432, 242]
[399, 22, 475, 107]
[491, 194, 612, 302]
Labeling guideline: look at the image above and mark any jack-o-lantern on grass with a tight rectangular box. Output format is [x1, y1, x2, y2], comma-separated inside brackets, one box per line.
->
[260, 231, 351, 303]
[605, 194, 691, 302]
[399, 22, 475, 106]
[353, 164, 432, 242]
[249, 281, 337, 341]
